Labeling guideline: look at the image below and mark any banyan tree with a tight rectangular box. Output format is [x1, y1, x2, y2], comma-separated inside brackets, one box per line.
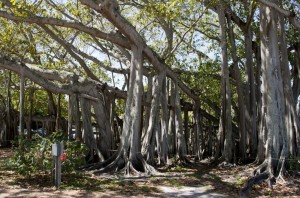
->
[0, 0, 300, 194]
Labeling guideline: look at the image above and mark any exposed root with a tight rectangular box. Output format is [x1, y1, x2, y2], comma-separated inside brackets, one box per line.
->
[240, 159, 283, 197]
[79, 152, 118, 171]
[93, 156, 125, 175]
[239, 171, 269, 197]
[84, 153, 158, 177]
[124, 153, 158, 176]
[175, 155, 193, 167]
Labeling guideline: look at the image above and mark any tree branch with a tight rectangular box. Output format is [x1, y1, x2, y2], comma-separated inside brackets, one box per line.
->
[258, 0, 300, 29]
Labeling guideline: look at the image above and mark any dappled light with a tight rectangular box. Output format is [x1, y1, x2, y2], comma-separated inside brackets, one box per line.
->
[0, 0, 300, 197]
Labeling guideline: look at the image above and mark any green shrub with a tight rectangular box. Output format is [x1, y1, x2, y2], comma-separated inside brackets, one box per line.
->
[9, 132, 88, 176]
[288, 157, 300, 172]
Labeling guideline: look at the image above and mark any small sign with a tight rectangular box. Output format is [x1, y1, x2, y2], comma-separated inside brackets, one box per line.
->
[52, 142, 64, 156]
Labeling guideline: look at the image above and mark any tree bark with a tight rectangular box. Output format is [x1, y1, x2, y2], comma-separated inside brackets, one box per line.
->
[159, 76, 168, 165]
[218, 0, 233, 163]
[142, 72, 165, 164]
[278, 9, 300, 155]
[19, 65, 25, 137]
[174, 82, 187, 160]
[81, 97, 105, 162]
[241, 2, 289, 195]
[227, 15, 247, 162]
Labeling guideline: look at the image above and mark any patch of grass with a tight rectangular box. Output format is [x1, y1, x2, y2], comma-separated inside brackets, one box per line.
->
[138, 185, 155, 192]
[232, 177, 247, 187]
[163, 179, 182, 188]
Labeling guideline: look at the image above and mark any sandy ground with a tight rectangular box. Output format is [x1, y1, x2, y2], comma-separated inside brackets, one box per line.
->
[0, 184, 229, 198]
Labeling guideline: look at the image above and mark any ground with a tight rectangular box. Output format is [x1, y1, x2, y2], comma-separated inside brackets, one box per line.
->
[1, 147, 300, 197]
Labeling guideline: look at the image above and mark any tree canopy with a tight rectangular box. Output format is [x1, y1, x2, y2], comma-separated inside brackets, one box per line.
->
[0, 0, 300, 195]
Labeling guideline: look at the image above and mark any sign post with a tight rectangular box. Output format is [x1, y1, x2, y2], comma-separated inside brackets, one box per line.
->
[52, 142, 63, 187]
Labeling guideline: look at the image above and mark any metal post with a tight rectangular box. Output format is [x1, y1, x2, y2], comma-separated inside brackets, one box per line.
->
[52, 142, 63, 187]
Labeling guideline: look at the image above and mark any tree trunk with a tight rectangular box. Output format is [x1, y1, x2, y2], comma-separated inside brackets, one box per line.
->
[19, 66, 25, 137]
[227, 15, 247, 162]
[241, 3, 289, 195]
[142, 72, 165, 164]
[81, 97, 105, 162]
[75, 94, 82, 142]
[27, 82, 34, 139]
[47, 91, 56, 133]
[193, 101, 202, 160]
[168, 81, 176, 156]
[68, 94, 75, 140]
[279, 13, 300, 155]
[159, 76, 168, 165]
[245, 28, 257, 159]
[174, 82, 187, 160]
[218, 0, 233, 163]
[90, 45, 156, 176]
[141, 75, 153, 141]
[6, 71, 11, 143]
[55, 94, 61, 133]
[92, 95, 112, 159]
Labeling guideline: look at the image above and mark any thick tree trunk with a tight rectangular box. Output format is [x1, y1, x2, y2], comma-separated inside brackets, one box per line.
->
[241, 3, 289, 196]
[193, 101, 202, 160]
[168, 81, 176, 155]
[245, 28, 257, 159]
[227, 16, 247, 162]
[174, 82, 187, 160]
[141, 75, 153, 141]
[92, 96, 112, 159]
[159, 76, 168, 165]
[218, 0, 233, 163]
[279, 14, 300, 155]
[293, 43, 300, 106]
[81, 97, 105, 162]
[142, 72, 165, 164]
[90, 45, 155, 176]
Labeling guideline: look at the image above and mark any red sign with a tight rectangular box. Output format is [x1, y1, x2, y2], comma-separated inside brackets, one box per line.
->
[60, 152, 67, 161]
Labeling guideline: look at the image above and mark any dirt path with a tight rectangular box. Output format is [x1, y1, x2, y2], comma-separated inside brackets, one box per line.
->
[0, 179, 232, 198]
[1, 147, 299, 197]
[0, 184, 230, 198]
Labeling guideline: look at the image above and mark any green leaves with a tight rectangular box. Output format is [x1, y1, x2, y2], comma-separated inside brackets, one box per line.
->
[9, 134, 88, 176]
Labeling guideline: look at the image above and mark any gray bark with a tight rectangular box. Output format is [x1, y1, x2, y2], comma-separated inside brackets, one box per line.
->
[142, 72, 165, 164]
[193, 101, 202, 160]
[19, 65, 25, 137]
[159, 76, 168, 165]
[174, 82, 187, 159]
[218, 0, 233, 163]
[279, 11, 300, 155]
[168, 81, 176, 155]
[81, 97, 105, 162]
[68, 94, 75, 140]
[227, 15, 247, 162]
